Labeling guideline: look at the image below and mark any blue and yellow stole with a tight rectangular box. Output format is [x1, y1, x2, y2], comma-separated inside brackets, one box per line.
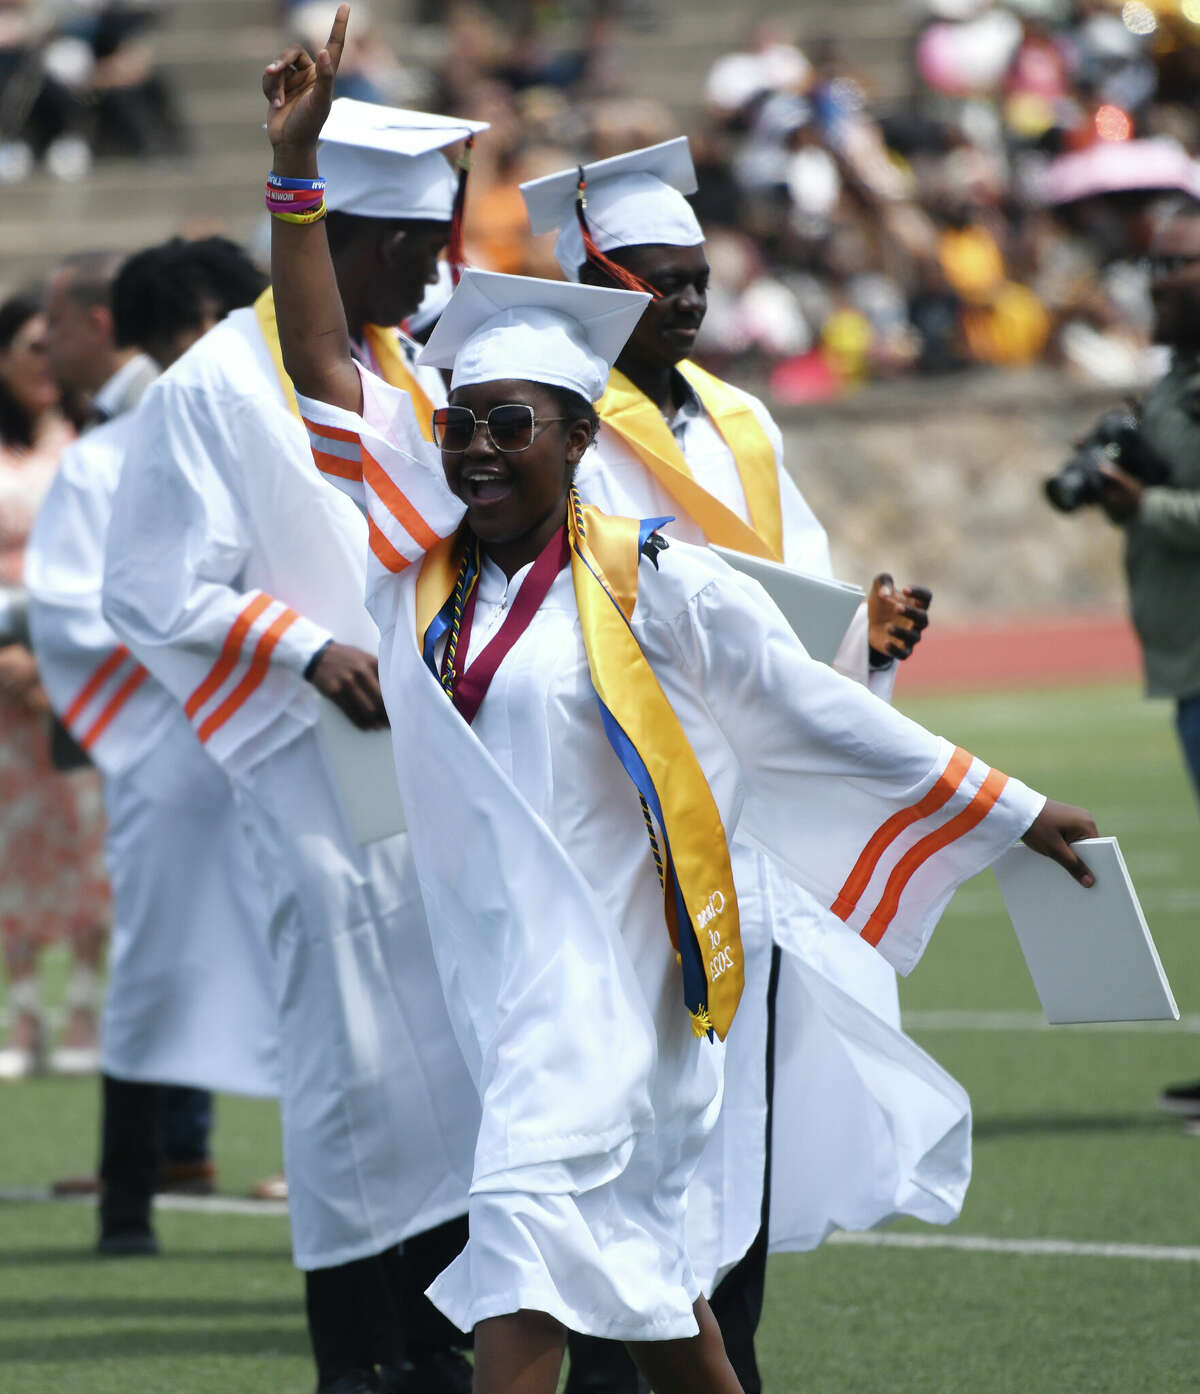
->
[415, 492, 744, 1041]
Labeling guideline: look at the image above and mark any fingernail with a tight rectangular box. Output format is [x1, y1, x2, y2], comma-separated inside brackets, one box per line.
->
[1082, 874, 1094, 888]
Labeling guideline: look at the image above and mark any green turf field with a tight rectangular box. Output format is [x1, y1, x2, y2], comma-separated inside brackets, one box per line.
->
[1, 681, 1197, 1393]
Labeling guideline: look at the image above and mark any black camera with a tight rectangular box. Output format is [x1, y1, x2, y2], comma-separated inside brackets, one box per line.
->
[1044, 406, 1171, 513]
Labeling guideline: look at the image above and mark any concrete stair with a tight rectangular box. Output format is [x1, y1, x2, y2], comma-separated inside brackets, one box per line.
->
[1, 0, 913, 292]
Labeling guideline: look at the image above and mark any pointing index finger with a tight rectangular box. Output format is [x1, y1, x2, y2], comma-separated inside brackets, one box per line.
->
[325, 2, 350, 72]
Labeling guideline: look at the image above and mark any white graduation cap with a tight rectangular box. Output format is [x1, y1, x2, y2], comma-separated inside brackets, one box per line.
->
[519, 137, 704, 281]
[318, 98, 490, 221]
[417, 269, 651, 402]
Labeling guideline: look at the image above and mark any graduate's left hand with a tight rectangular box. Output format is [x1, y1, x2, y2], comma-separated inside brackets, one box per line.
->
[306, 641, 388, 729]
[1021, 799, 1098, 887]
[263, 2, 348, 155]
[868, 575, 931, 663]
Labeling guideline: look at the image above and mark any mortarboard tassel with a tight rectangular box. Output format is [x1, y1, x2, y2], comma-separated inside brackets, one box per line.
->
[447, 135, 475, 287]
[574, 167, 662, 299]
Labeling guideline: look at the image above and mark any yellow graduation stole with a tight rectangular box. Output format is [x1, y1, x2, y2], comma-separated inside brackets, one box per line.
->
[254, 288, 436, 441]
[415, 494, 744, 1041]
[595, 361, 783, 560]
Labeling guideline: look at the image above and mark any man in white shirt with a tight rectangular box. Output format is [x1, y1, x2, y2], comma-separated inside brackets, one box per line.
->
[43, 251, 158, 429]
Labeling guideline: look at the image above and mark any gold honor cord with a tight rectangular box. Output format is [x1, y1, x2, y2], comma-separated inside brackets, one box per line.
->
[596, 364, 784, 561]
[254, 289, 436, 441]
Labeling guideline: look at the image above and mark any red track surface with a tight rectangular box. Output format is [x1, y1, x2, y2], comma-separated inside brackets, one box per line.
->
[895, 611, 1143, 694]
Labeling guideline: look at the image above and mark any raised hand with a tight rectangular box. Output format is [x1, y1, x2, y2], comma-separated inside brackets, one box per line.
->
[867, 574, 931, 663]
[263, 2, 348, 156]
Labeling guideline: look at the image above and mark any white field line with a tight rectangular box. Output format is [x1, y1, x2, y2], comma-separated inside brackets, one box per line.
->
[4, 1188, 1197, 1264]
[0, 1187, 288, 1217]
[902, 1009, 1200, 1033]
[827, 1230, 1200, 1263]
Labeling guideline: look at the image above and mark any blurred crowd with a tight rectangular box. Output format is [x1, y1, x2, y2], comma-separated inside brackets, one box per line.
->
[375, 0, 1200, 399]
[6, 1, 1200, 396]
[0, 0, 185, 180]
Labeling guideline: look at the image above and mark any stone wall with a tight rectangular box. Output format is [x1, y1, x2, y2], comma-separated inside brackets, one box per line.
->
[770, 370, 1134, 621]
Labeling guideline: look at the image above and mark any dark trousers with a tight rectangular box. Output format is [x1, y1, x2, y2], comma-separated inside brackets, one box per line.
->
[564, 946, 783, 1394]
[305, 1214, 470, 1383]
[1176, 694, 1200, 805]
[98, 1073, 212, 1236]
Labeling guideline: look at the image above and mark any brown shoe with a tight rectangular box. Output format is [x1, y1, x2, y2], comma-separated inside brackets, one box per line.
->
[52, 1173, 102, 1197]
[157, 1160, 217, 1195]
[249, 1172, 287, 1201]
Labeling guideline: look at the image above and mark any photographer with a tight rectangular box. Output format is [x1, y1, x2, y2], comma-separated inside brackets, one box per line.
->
[1051, 199, 1200, 1128]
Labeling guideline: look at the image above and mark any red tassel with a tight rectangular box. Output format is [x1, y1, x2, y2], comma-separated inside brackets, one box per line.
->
[448, 135, 474, 287]
[575, 167, 661, 299]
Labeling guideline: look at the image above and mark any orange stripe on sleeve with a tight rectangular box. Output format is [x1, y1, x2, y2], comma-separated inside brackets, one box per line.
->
[313, 447, 363, 482]
[184, 593, 273, 720]
[301, 416, 361, 446]
[62, 646, 129, 728]
[80, 666, 149, 750]
[858, 767, 1010, 947]
[361, 446, 440, 551]
[832, 746, 974, 923]
[368, 516, 412, 575]
[196, 607, 299, 744]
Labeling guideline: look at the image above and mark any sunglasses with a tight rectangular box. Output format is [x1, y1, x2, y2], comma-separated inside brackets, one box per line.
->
[431, 404, 567, 454]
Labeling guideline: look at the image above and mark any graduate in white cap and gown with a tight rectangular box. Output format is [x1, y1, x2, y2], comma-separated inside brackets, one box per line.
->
[520, 140, 961, 1392]
[101, 86, 486, 1394]
[25, 238, 279, 1256]
[263, 13, 1098, 1391]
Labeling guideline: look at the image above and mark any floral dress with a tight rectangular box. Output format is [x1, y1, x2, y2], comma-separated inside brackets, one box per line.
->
[0, 424, 111, 973]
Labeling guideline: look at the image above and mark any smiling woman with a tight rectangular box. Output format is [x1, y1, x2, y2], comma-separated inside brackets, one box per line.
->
[432, 382, 596, 580]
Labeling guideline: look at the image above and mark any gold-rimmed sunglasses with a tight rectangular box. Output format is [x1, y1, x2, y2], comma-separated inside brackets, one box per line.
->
[431, 404, 568, 454]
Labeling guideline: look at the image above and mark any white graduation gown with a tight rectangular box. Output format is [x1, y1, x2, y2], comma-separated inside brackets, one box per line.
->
[24, 414, 278, 1096]
[580, 373, 964, 1290]
[297, 373, 1043, 1337]
[100, 312, 478, 1268]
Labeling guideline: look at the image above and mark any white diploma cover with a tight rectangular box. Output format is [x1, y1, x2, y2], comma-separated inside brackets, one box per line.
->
[316, 699, 406, 844]
[710, 546, 864, 665]
[993, 837, 1178, 1024]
